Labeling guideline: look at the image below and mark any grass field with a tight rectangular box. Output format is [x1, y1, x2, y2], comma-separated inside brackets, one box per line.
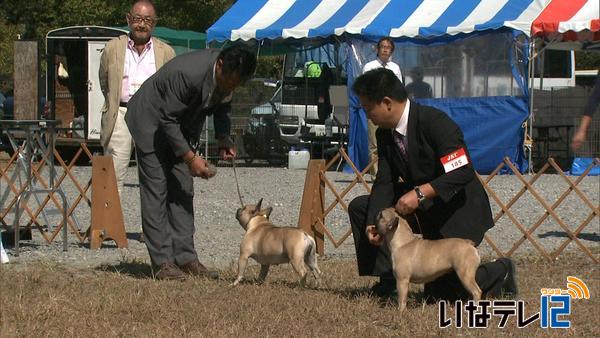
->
[1, 252, 598, 337]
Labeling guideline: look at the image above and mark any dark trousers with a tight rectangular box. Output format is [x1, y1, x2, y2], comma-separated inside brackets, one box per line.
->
[136, 147, 197, 267]
[349, 195, 506, 300]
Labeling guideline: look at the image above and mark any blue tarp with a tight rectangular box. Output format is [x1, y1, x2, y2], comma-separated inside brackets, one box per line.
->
[346, 85, 529, 175]
[570, 158, 600, 176]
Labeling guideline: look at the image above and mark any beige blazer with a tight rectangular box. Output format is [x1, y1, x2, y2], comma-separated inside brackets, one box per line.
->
[98, 34, 175, 149]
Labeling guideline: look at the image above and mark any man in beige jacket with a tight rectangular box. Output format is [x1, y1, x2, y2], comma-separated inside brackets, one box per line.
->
[99, 0, 175, 241]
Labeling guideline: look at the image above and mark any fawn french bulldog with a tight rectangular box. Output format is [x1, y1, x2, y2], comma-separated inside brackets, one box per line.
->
[375, 208, 482, 312]
[233, 198, 321, 286]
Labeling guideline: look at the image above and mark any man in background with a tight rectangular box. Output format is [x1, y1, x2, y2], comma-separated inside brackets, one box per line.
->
[363, 37, 402, 175]
[571, 71, 599, 151]
[406, 66, 432, 99]
[99, 0, 175, 242]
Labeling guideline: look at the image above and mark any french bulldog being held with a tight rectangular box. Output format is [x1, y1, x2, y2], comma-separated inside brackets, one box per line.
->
[233, 198, 322, 287]
[375, 208, 482, 312]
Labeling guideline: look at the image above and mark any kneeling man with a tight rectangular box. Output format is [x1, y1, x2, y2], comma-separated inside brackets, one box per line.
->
[349, 68, 517, 300]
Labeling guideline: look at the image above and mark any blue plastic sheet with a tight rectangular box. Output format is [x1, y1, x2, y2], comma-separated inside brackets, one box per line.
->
[569, 158, 600, 176]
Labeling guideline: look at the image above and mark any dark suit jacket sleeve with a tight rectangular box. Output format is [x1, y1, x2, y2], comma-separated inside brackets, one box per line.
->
[425, 109, 476, 203]
[213, 101, 232, 138]
[366, 128, 396, 225]
[158, 72, 195, 158]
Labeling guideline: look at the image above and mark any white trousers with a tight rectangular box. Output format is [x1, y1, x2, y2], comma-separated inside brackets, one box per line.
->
[105, 106, 133, 196]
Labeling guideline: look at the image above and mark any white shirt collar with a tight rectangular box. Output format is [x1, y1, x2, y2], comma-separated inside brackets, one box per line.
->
[377, 57, 391, 67]
[394, 99, 411, 137]
[127, 36, 153, 51]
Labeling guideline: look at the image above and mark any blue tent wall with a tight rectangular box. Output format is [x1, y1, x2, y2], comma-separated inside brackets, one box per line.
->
[345, 87, 529, 174]
[345, 32, 530, 175]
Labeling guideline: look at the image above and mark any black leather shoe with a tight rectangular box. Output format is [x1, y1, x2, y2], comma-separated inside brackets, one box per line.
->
[370, 278, 397, 298]
[179, 260, 219, 279]
[155, 262, 185, 281]
[488, 257, 518, 298]
[498, 257, 518, 296]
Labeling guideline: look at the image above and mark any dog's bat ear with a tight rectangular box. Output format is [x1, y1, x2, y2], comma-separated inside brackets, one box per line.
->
[389, 217, 399, 231]
[261, 207, 273, 218]
[255, 198, 263, 213]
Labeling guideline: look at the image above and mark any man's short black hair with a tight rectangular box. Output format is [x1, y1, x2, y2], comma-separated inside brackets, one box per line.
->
[352, 68, 408, 103]
[218, 45, 257, 83]
[377, 37, 395, 52]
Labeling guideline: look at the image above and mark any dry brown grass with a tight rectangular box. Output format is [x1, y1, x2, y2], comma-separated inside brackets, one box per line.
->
[1, 253, 598, 337]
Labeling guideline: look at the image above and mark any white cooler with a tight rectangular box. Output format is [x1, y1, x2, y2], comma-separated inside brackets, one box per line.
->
[288, 149, 310, 169]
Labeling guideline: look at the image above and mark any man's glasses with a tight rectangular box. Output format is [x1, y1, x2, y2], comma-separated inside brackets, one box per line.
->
[128, 14, 157, 25]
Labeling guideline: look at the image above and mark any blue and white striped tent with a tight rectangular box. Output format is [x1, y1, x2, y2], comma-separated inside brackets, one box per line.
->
[208, 0, 598, 42]
[207, 0, 599, 173]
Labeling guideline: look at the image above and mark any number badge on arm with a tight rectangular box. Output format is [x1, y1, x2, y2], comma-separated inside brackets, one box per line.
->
[440, 148, 469, 173]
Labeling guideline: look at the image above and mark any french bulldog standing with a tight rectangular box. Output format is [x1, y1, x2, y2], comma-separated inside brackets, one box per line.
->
[233, 199, 321, 287]
[375, 208, 482, 312]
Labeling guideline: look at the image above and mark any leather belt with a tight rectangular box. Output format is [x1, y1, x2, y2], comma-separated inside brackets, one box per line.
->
[119, 101, 128, 108]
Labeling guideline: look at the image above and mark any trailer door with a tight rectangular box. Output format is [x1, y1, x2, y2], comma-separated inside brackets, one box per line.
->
[87, 41, 106, 140]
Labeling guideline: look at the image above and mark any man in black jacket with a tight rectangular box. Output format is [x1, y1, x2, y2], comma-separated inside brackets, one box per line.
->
[125, 46, 256, 280]
[349, 68, 517, 300]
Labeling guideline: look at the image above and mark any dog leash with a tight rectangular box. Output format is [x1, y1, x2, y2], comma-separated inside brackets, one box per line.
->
[414, 213, 424, 237]
[231, 154, 245, 207]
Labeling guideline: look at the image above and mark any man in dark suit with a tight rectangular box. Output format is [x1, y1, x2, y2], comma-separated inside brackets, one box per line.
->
[125, 46, 256, 280]
[349, 68, 517, 300]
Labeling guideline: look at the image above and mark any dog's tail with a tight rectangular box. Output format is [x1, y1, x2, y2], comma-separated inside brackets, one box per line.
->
[303, 233, 321, 275]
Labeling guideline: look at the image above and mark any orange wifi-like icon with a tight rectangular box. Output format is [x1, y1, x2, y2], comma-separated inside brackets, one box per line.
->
[565, 276, 590, 300]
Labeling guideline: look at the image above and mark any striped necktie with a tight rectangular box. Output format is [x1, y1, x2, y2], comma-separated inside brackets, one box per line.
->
[393, 130, 408, 161]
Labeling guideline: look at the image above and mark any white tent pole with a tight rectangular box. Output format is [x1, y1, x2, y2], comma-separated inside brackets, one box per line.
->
[539, 48, 545, 90]
[527, 39, 536, 174]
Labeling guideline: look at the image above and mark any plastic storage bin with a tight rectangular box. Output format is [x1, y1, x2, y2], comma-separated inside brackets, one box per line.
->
[288, 148, 310, 169]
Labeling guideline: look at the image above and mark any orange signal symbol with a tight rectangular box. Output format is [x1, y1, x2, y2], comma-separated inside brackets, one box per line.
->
[565, 276, 590, 299]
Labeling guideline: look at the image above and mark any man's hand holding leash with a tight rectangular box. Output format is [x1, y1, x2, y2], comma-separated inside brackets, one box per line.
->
[218, 135, 236, 161]
[366, 183, 437, 246]
[395, 183, 435, 215]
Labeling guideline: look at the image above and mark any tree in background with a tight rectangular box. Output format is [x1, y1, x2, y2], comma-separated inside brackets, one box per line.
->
[0, 0, 234, 91]
[0, 16, 22, 91]
[576, 51, 600, 70]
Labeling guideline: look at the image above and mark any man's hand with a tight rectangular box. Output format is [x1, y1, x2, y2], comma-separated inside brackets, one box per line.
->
[571, 115, 592, 151]
[395, 190, 419, 215]
[218, 136, 236, 161]
[571, 129, 587, 151]
[366, 225, 384, 246]
[188, 155, 216, 179]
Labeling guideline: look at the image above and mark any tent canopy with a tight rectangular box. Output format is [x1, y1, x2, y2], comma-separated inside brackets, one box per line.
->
[531, 0, 599, 50]
[208, 0, 599, 45]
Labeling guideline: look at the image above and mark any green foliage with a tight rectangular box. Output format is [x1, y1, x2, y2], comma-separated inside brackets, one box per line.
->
[255, 56, 284, 79]
[0, 0, 234, 90]
[156, 0, 233, 32]
[575, 51, 600, 70]
[0, 17, 22, 91]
